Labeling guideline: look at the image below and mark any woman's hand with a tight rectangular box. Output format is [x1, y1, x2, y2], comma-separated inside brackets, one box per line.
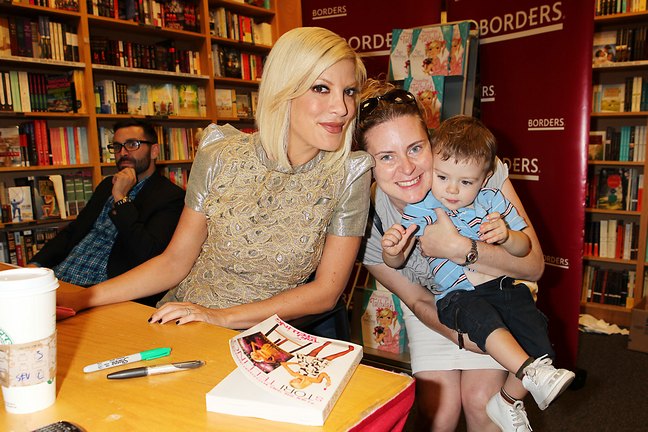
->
[149, 302, 224, 326]
[57, 290, 89, 313]
[418, 208, 468, 263]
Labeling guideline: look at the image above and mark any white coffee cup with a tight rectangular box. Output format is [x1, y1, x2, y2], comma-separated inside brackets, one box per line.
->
[0, 267, 59, 414]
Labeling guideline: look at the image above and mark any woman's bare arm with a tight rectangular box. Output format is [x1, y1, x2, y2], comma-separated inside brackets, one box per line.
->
[152, 234, 362, 329]
[57, 207, 207, 311]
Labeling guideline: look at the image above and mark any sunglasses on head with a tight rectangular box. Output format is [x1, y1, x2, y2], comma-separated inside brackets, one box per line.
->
[359, 89, 417, 123]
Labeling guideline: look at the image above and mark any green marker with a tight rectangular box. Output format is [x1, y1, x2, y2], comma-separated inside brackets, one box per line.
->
[83, 347, 171, 373]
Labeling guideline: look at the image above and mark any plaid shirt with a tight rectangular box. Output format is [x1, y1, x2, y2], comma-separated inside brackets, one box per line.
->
[54, 179, 148, 286]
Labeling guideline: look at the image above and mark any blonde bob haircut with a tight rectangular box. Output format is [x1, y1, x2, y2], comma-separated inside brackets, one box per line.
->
[256, 27, 366, 171]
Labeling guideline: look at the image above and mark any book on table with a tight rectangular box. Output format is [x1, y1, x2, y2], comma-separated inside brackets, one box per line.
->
[206, 314, 362, 426]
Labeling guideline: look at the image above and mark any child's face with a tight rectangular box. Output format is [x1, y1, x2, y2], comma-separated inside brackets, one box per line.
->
[430, 152, 490, 211]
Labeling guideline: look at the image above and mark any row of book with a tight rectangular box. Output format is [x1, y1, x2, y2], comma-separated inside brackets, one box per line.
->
[592, 78, 648, 113]
[595, 0, 648, 16]
[592, 26, 648, 65]
[91, 37, 201, 75]
[587, 167, 643, 211]
[0, 15, 79, 62]
[87, 0, 199, 33]
[94, 81, 206, 117]
[209, 8, 273, 46]
[582, 265, 635, 308]
[0, 172, 93, 223]
[212, 44, 265, 81]
[0, 70, 85, 113]
[584, 219, 639, 259]
[0, 226, 63, 267]
[589, 126, 648, 162]
[215, 88, 258, 119]
[0, 123, 89, 168]
[13, 0, 80, 11]
[160, 166, 189, 190]
[98, 125, 201, 163]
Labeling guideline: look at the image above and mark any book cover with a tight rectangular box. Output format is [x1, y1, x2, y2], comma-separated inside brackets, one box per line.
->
[250, 91, 259, 116]
[0, 126, 21, 167]
[409, 25, 451, 79]
[206, 314, 362, 426]
[235, 93, 252, 118]
[215, 88, 236, 117]
[592, 30, 617, 66]
[31, 176, 60, 220]
[388, 28, 413, 81]
[8, 185, 34, 222]
[358, 288, 407, 354]
[600, 83, 625, 112]
[176, 84, 200, 117]
[405, 76, 444, 130]
[221, 46, 242, 79]
[46, 73, 73, 112]
[597, 168, 625, 210]
[149, 83, 177, 116]
[448, 22, 469, 76]
[589, 130, 606, 160]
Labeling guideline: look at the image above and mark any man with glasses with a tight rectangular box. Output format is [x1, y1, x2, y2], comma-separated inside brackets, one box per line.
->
[29, 119, 185, 306]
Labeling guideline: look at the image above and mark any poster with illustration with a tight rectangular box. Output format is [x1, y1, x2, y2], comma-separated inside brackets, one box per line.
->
[359, 288, 407, 354]
[405, 76, 444, 130]
[409, 25, 452, 79]
[448, 22, 469, 76]
[389, 28, 414, 81]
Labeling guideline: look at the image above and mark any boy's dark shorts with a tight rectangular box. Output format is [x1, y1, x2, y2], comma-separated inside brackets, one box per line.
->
[437, 276, 555, 359]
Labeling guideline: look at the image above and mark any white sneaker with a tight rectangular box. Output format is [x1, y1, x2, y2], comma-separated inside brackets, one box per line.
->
[522, 354, 575, 410]
[486, 392, 532, 432]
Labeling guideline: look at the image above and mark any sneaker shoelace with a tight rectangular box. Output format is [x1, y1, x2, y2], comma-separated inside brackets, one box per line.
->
[510, 400, 533, 431]
[524, 354, 553, 384]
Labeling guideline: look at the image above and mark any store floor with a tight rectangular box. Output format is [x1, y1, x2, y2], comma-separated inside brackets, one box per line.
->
[402, 332, 648, 431]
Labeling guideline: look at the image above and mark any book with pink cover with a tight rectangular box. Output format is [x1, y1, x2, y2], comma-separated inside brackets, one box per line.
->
[206, 314, 362, 426]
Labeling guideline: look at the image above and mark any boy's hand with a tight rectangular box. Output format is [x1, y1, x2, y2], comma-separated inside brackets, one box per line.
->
[479, 212, 509, 245]
[381, 224, 417, 257]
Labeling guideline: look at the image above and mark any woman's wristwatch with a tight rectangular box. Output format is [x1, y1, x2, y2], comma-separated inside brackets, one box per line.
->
[461, 239, 478, 266]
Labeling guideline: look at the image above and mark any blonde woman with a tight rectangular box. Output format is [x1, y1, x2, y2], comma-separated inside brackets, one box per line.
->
[59, 27, 372, 331]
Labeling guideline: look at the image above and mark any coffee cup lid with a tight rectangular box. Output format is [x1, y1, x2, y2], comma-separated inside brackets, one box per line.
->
[0, 268, 59, 297]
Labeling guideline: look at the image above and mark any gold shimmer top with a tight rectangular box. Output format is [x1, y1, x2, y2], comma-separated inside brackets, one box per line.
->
[158, 124, 373, 309]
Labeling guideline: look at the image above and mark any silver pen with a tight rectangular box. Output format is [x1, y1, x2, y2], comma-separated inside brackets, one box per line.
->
[106, 360, 205, 379]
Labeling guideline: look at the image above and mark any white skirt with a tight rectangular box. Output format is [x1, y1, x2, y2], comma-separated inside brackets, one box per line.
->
[402, 303, 505, 374]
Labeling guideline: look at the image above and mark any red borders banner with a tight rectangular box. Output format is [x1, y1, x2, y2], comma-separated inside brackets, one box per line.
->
[300, 0, 442, 78]
[447, 0, 594, 367]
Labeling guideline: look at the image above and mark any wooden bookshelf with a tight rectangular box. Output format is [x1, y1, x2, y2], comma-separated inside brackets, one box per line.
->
[585, 8, 648, 326]
[0, 0, 301, 265]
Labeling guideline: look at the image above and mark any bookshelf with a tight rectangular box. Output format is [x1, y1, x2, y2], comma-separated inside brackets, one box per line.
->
[0, 0, 300, 264]
[584, 6, 648, 326]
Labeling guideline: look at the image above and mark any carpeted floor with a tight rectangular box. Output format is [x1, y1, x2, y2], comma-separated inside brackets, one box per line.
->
[403, 332, 648, 431]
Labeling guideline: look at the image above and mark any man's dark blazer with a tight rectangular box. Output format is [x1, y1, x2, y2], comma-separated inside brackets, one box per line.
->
[31, 171, 185, 303]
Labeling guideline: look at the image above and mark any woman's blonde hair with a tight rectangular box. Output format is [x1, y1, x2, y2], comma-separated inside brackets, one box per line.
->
[256, 27, 366, 170]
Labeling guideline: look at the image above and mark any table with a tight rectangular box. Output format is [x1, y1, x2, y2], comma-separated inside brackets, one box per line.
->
[1, 279, 414, 431]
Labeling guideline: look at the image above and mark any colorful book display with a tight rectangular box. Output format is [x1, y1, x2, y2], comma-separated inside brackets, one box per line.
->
[353, 286, 408, 355]
[206, 314, 362, 426]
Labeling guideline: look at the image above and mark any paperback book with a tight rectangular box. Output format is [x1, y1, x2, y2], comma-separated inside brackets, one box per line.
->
[206, 314, 362, 426]
[8, 185, 34, 222]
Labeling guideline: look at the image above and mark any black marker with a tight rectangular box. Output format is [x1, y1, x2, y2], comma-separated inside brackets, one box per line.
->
[107, 360, 205, 379]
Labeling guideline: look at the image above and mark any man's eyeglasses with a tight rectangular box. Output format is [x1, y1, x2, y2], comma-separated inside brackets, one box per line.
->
[359, 89, 417, 122]
[107, 139, 154, 154]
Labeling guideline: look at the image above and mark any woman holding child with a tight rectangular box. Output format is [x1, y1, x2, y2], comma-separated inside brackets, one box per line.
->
[355, 79, 545, 432]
